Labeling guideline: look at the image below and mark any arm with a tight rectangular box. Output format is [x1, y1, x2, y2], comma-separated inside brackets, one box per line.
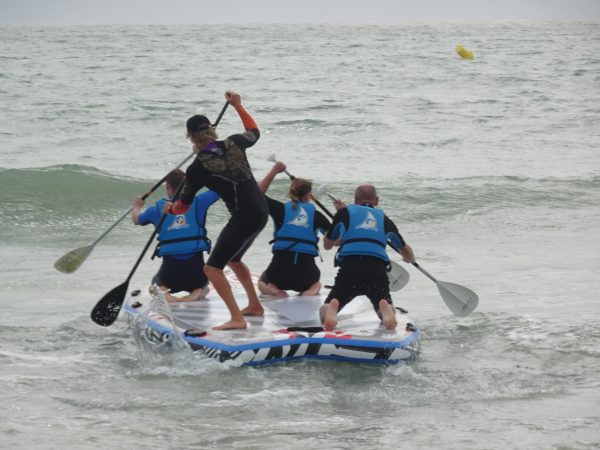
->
[314, 211, 331, 236]
[384, 215, 416, 263]
[259, 161, 287, 193]
[131, 196, 145, 225]
[323, 208, 347, 250]
[226, 91, 258, 131]
[399, 244, 416, 264]
[170, 162, 204, 214]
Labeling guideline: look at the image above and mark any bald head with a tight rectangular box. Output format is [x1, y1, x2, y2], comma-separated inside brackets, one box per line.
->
[354, 184, 379, 206]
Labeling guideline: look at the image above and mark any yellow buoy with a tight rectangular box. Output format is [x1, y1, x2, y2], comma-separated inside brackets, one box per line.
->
[455, 45, 474, 60]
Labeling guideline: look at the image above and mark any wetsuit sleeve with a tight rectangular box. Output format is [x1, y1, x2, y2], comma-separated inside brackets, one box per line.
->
[265, 196, 285, 230]
[314, 210, 331, 236]
[173, 159, 207, 211]
[235, 104, 258, 130]
[384, 214, 406, 251]
[137, 204, 161, 227]
[226, 104, 260, 151]
[326, 208, 349, 241]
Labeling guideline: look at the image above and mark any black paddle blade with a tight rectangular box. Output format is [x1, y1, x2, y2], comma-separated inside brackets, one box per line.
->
[91, 281, 130, 326]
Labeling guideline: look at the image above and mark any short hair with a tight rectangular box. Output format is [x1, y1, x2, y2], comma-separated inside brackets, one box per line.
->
[165, 169, 185, 191]
[354, 184, 378, 205]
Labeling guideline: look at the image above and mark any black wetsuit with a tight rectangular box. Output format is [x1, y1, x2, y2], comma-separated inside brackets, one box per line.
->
[180, 129, 268, 269]
[260, 196, 330, 292]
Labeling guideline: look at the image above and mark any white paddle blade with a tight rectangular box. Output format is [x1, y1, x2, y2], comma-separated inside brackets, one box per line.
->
[54, 245, 94, 274]
[437, 281, 479, 317]
[388, 261, 410, 291]
[314, 184, 330, 199]
[267, 153, 276, 163]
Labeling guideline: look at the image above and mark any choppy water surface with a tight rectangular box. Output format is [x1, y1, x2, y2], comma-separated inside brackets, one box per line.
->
[1, 23, 599, 449]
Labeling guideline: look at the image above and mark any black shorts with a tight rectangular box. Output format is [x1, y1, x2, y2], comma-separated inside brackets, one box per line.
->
[152, 252, 208, 293]
[260, 251, 321, 292]
[325, 255, 392, 311]
[207, 211, 268, 270]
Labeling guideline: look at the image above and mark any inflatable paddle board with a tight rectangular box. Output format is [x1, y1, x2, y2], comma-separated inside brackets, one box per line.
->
[124, 275, 420, 366]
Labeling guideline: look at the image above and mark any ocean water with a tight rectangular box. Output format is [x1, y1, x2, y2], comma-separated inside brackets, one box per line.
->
[1, 22, 599, 449]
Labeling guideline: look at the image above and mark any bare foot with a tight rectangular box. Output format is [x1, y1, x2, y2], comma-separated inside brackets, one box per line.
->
[379, 300, 397, 330]
[212, 319, 247, 330]
[240, 305, 264, 316]
[258, 281, 289, 297]
[301, 281, 321, 297]
[323, 299, 339, 331]
[164, 292, 180, 303]
[267, 283, 290, 297]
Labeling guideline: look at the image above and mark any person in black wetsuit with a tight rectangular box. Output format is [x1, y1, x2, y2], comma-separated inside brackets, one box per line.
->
[257, 161, 331, 297]
[166, 91, 268, 330]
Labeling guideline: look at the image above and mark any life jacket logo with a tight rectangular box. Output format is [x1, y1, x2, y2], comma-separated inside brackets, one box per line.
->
[287, 207, 310, 228]
[168, 214, 189, 230]
[355, 211, 378, 231]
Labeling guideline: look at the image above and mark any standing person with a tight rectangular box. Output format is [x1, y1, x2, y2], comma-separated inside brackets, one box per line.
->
[257, 161, 331, 297]
[167, 91, 268, 330]
[320, 184, 416, 330]
[131, 169, 219, 302]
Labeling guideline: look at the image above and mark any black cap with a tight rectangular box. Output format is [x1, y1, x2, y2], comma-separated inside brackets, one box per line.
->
[186, 115, 211, 133]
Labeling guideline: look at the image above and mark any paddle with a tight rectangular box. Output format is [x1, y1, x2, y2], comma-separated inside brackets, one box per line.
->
[411, 263, 479, 317]
[323, 191, 478, 316]
[54, 153, 194, 274]
[55, 101, 230, 275]
[266, 155, 410, 292]
[90, 179, 186, 326]
[90, 101, 230, 326]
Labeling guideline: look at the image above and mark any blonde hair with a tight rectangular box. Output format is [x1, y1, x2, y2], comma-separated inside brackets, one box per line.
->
[186, 127, 218, 147]
[288, 178, 312, 207]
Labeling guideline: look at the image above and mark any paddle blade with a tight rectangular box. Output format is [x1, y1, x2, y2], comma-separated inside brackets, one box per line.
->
[389, 261, 410, 292]
[437, 281, 479, 317]
[54, 245, 94, 274]
[91, 281, 129, 326]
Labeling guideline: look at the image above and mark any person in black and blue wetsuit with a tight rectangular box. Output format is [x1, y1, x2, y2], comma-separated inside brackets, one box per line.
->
[166, 91, 268, 330]
[320, 184, 416, 330]
[132, 169, 219, 302]
[257, 161, 331, 297]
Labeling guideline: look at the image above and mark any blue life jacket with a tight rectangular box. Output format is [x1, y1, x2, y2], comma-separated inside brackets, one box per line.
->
[271, 201, 319, 256]
[338, 204, 388, 263]
[154, 198, 210, 256]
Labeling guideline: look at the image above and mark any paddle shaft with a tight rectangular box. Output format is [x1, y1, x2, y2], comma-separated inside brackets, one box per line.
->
[411, 262, 437, 283]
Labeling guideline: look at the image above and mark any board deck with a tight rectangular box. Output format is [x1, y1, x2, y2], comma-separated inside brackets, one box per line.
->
[124, 273, 420, 366]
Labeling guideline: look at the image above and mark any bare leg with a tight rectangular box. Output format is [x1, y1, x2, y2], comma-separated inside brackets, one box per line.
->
[258, 279, 289, 297]
[228, 261, 264, 316]
[378, 299, 397, 330]
[301, 281, 321, 296]
[320, 298, 339, 331]
[204, 265, 247, 330]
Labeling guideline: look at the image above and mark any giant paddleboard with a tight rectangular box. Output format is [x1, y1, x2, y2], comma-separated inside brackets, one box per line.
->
[124, 274, 420, 366]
